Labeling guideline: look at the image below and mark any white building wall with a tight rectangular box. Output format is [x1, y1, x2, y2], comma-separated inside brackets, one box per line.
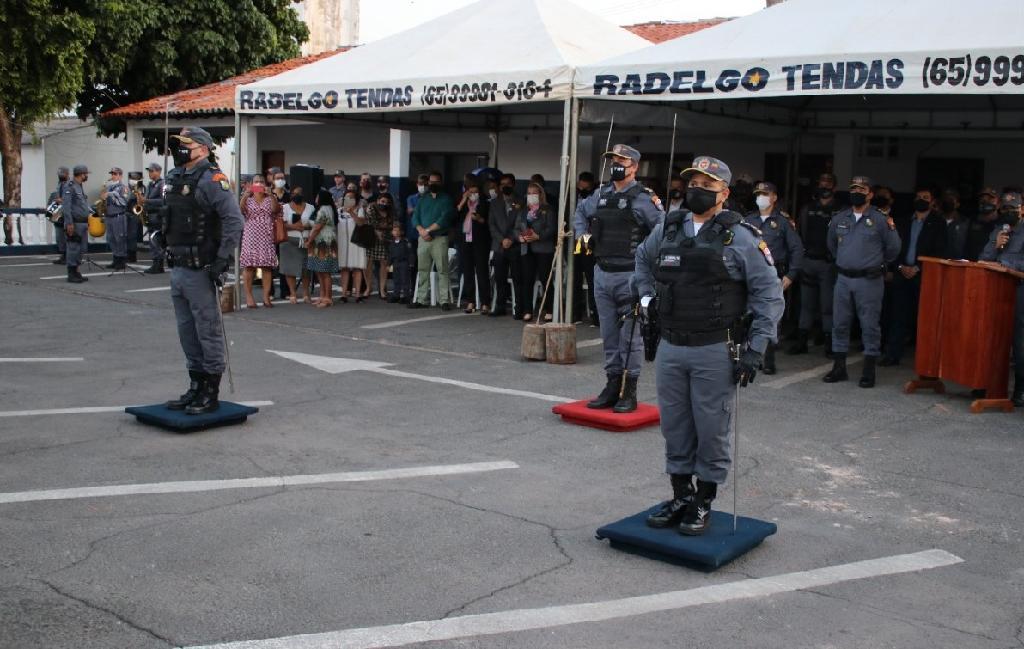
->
[20, 144, 46, 207]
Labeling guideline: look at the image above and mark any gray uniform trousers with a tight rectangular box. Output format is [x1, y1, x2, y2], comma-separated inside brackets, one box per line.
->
[594, 265, 643, 377]
[655, 339, 734, 484]
[65, 223, 89, 267]
[832, 275, 884, 355]
[54, 223, 66, 253]
[170, 267, 226, 374]
[106, 213, 127, 257]
[126, 214, 138, 254]
[798, 257, 835, 331]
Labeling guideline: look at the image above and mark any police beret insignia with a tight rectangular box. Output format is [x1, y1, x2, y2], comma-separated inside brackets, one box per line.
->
[697, 158, 710, 170]
[758, 239, 775, 266]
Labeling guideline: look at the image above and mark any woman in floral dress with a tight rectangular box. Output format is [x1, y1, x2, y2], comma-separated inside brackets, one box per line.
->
[238, 177, 279, 308]
[306, 189, 340, 308]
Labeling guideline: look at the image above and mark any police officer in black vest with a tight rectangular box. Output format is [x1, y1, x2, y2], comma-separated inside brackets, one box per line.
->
[573, 144, 663, 413]
[161, 127, 243, 415]
[790, 173, 844, 357]
[634, 156, 784, 535]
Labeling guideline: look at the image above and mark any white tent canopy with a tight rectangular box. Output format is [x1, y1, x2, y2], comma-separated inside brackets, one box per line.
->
[577, 0, 1024, 103]
[236, 0, 648, 115]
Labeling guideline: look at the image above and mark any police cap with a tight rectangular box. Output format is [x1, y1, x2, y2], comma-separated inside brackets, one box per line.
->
[72, 164, 89, 175]
[979, 186, 998, 198]
[171, 126, 214, 148]
[753, 181, 777, 195]
[602, 143, 641, 163]
[1000, 191, 1022, 208]
[849, 175, 872, 190]
[681, 156, 732, 185]
[146, 162, 162, 172]
[109, 166, 123, 175]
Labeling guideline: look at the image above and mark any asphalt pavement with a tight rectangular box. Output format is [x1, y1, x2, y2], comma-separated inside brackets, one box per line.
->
[0, 252, 1021, 649]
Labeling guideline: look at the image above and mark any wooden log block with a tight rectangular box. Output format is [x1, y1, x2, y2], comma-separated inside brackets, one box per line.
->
[220, 283, 235, 314]
[521, 323, 546, 361]
[545, 323, 577, 365]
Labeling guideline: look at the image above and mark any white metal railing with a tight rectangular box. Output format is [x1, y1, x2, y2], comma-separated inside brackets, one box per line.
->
[1, 210, 104, 247]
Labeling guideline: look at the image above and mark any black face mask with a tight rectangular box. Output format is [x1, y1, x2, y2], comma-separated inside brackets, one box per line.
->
[377, 184, 388, 192]
[913, 198, 931, 213]
[378, 203, 391, 211]
[874, 196, 891, 209]
[979, 203, 997, 215]
[610, 163, 627, 182]
[940, 199, 956, 213]
[999, 209, 1019, 222]
[669, 189, 682, 199]
[291, 196, 304, 205]
[171, 144, 194, 167]
[577, 188, 592, 198]
[428, 182, 442, 194]
[814, 187, 833, 200]
[685, 187, 719, 215]
[501, 185, 514, 196]
[849, 192, 868, 207]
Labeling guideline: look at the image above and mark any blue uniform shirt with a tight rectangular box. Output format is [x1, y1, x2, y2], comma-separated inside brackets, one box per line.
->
[827, 206, 902, 270]
[164, 161, 243, 262]
[980, 221, 1024, 271]
[632, 210, 785, 354]
[574, 180, 663, 270]
[743, 208, 804, 280]
[61, 181, 90, 222]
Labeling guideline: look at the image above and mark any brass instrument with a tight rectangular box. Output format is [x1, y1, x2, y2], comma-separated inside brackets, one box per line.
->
[131, 182, 147, 227]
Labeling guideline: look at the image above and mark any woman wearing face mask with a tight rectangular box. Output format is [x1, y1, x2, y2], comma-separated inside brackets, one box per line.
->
[336, 189, 367, 302]
[456, 176, 492, 314]
[306, 190, 340, 308]
[238, 176, 280, 308]
[280, 190, 314, 304]
[364, 192, 395, 300]
[513, 182, 555, 322]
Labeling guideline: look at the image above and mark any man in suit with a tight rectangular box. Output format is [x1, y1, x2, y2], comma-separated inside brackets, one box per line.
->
[488, 173, 522, 317]
[880, 187, 948, 366]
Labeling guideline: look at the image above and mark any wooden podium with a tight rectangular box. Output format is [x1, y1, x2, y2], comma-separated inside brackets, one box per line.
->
[905, 257, 1023, 412]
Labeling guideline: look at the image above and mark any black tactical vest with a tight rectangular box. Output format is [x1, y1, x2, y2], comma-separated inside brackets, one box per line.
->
[654, 210, 747, 334]
[163, 170, 219, 265]
[592, 184, 647, 271]
[801, 200, 839, 257]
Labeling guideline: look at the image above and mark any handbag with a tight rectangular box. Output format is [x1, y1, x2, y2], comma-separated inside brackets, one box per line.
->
[273, 216, 287, 244]
[350, 223, 377, 249]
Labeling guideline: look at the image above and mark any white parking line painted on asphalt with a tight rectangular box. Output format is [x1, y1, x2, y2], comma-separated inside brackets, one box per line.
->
[0, 262, 52, 268]
[576, 338, 603, 348]
[0, 357, 84, 363]
[125, 285, 171, 293]
[0, 400, 274, 418]
[268, 350, 572, 403]
[184, 549, 962, 649]
[39, 265, 148, 280]
[361, 313, 467, 329]
[0, 460, 519, 505]
[760, 354, 864, 390]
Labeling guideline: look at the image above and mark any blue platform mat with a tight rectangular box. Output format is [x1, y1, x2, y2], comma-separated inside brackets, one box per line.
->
[125, 401, 259, 432]
[596, 505, 777, 570]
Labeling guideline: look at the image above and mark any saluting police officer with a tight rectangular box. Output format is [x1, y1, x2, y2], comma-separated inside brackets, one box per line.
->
[143, 162, 167, 274]
[162, 127, 243, 415]
[980, 191, 1024, 406]
[49, 166, 71, 265]
[744, 181, 803, 374]
[62, 165, 92, 284]
[102, 167, 130, 270]
[791, 173, 844, 357]
[634, 156, 783, 535]
[573, 144, 663, 413]
[823, 176, 901, 388]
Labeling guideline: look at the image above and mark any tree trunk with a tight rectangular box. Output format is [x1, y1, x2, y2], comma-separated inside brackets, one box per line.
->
[0, 103, 23, 209]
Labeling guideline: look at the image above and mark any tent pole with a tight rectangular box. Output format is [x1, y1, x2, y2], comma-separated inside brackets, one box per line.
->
[233, 111, 242, 310]
[564, 97, 580, 325]
[553, 96, 574, 324]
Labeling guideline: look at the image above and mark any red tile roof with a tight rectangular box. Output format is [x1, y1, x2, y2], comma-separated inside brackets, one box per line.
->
[623, 19, 728, 44]
[102, 48, 350, 120]
[103, 19, 725, 120]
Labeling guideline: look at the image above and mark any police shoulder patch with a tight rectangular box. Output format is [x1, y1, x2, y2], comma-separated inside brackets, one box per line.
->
[738, 221, 762, 237]
[757, 239, 775, 266]
[211, 172, 230, 191]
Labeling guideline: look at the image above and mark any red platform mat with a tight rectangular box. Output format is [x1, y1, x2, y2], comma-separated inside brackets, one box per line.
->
[552, 399, 660, 432]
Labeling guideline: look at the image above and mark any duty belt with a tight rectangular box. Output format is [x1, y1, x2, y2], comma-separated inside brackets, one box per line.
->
[596, 258, 635, 273]
[662, 328, 730, 347]
[166, 246, 205, 270]
[804, 251, 830, 261]
[72, 216, 89, 223]
[837, 265, 884, 279]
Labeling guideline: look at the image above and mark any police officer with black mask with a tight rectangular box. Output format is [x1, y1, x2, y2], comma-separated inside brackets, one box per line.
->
[980, 191, 1024, 406]
[633, 156, 784, 535]
[790, 172, 844, 356]
[573, 144, 663, 413]
[572, 171, 599, 326]
[963, 186, 1002, 261]
[48, 166, 70, 264]
[161, 127, 243, 415]
[143, 162, 167, 274]
[62, 165, 92, 283]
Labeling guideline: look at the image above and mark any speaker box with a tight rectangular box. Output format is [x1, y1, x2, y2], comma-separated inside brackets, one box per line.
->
[288, 164, 324, 201]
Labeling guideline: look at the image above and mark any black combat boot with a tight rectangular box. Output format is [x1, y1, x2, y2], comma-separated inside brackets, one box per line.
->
[646, 474, 694, 528]
[823, 333, 834, 359]
[67, 268, 84, 284]
[75, 268, 89, 282]
[587, 373, 623, 409]
[787, 329, 809, 355]
[143, 259, 164, 274]
[127, 250, 138, 263]
[52, 255, 66, 265]
[678, 480, 718, 536]
[613, 375, 638, 413]
[822, 352, 848, 383]
[167, 371, 205, 410]
[762, 343, 777, 375]
[1012, 374, 1024, 407]
[858, 355, 877, 388]
[104, 259, 118, 269]
[186, 373, 221, 415]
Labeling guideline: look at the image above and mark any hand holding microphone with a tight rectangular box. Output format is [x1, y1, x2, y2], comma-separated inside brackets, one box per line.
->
[996, 223, 1011, 250]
